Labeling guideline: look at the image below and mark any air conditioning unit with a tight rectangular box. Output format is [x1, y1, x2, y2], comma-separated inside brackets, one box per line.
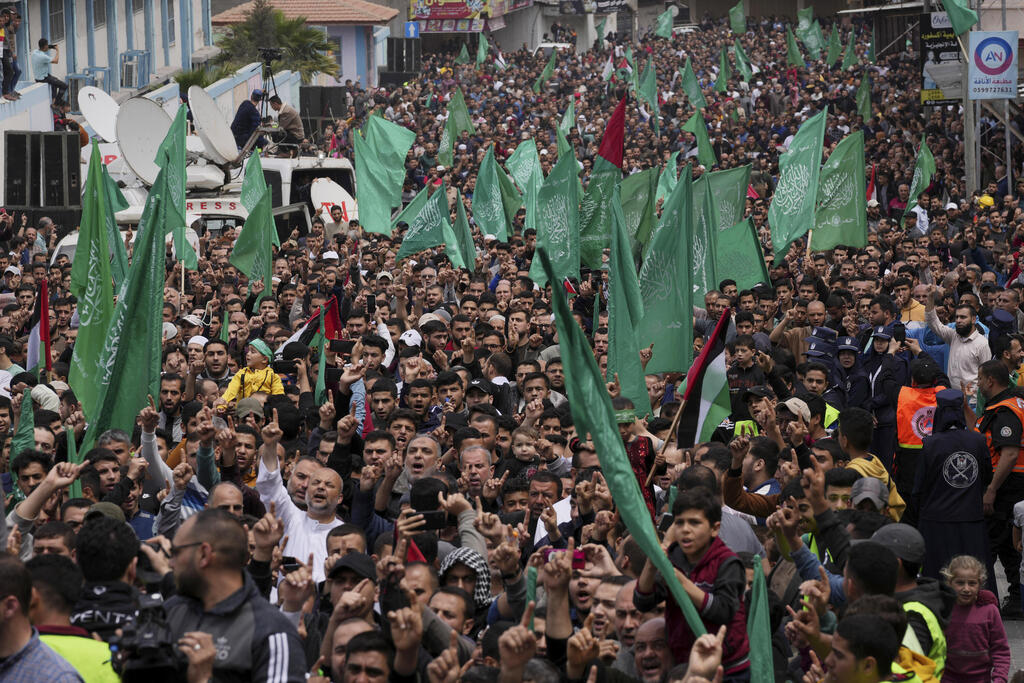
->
[119, 50, 151, 89]
[83, 66, 111, 93]
[66, 74, 97, 114]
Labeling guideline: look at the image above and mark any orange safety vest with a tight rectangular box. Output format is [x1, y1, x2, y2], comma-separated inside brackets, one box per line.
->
[976, 396, 1024, 473]
[897, 386, 940, 449]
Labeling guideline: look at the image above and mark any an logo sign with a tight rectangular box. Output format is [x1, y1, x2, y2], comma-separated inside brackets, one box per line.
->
[943, 451, 979, 488]
[912, 406, 935, 439]
[968, 30, 1018, 99]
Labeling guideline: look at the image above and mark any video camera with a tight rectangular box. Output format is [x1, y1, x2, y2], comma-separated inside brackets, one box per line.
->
[108, 594, 185, 682]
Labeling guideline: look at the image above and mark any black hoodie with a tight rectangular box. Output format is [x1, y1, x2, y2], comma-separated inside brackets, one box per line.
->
[896, 577, 956, 657]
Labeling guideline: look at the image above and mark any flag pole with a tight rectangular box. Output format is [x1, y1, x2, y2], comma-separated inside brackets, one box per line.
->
[646, 394, 688, 486]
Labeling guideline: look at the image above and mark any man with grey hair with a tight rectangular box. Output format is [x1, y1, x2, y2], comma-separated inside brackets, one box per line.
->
[459, 445, 493, 499]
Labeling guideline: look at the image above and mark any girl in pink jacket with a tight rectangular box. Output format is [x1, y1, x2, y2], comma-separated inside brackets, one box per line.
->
[941, 555, 1010, 683]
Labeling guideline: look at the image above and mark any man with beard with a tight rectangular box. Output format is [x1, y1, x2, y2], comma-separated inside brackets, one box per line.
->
[165, 509, 305, 681]
[199, 339, 232, 389]
[632, 617, 674, 683]
[925, 284, 991, 398]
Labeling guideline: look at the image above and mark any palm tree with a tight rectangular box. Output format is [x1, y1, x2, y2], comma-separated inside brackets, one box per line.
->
[214, 0, 338, 84]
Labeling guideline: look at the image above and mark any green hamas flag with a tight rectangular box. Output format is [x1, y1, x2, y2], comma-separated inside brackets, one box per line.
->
[220, 309, 229, 343]
[786, 27, 803, 66]
[559, 99, 576, 137]
[451, 189, 475, 270]
[655, 151, 680, 207]
[680, 57, 706, 111]
[841, 32, 857, 69]
[70, 143, 115, 422]
[608, 193, 648, 418]
[354, 116, 415, 234]
[11, 390, 33, 464]
[827, 23, 842, 66]
[797, 7, 813, 31]
[156, 105, 198, 270]
[621, 168, 659, 248]
[533, 48, 557, 93]
[655, 7, 673, 38]
[473, 145, 511, 241]
[638, 166, 694, 374]
[101, 164, 130, 290]
[455, 43, 470, 64]
[906, 135, 936, 216]
[395, 183, 452, 262]
[638, 58, 659, 134]
[391, 185, 429, 231]
[733, 40, 753, 82]
[813, 131, 867, 250]
[314, 307, 328, 406]
[496, 161, 523, 229]
[529, 149, 580, 286]
[747, 557, 774, 682]
[438, 88, 475, 166]
[556, 122, 572, 160]
[476, 33, 489, 65]
[715, 219, 769, 290]
[66, 425, 81, 499]
[81, 169, 169, 448]
[707, 164, 751, 231]
[232, 155, 280, 302]
[716, 47, 732, 92]
[596, 16, 607, 43]
[856, 72, 871, 120]
[682, 110, 716, 168]
[507, 140, 543, 231]
[769, 108, 826, 263]
[941, 0, 978, 34]
[579, 98, 626, 269]
[692, 175, 718, 298]
[538, 247, 707, 638]
[803, 20, 824, 61]
[729, 0, 745, 34]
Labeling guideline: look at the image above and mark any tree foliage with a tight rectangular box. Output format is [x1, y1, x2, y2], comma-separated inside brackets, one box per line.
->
[214, 0, 339, 84]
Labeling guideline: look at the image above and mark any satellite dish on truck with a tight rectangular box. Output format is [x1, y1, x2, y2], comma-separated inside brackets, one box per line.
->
[78, 86, 120, 143]
[187, 85, 239, 166]
[115, 96, 173, 186]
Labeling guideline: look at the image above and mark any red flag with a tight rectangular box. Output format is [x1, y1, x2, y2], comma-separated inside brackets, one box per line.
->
[563, 277, 578, 295]
[597, 97, 627, 168]
[27, 280, 50, 374]
[866, 163, 877, 202]
[746, 184, 759, 199]
[406, 538, 427, 564]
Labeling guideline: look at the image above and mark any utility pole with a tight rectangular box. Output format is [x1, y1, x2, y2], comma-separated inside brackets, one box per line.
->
[1003, 0, 1012, 194]
[963, 1, 978, 194]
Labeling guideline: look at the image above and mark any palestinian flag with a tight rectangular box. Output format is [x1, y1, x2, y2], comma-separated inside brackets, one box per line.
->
[276, 296, 343, 355]
[26, 280, 51, 377]
[677, 308, 732, 446]
[866, 163, 877, 203]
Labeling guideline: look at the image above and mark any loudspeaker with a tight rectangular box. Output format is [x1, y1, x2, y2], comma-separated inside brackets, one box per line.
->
[4, 131, 81, 210]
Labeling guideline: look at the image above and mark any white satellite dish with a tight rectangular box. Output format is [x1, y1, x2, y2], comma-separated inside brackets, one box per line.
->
[115, 97, 172, 186]
[78, 86, 120, 143]
[188, 85, 238, 165]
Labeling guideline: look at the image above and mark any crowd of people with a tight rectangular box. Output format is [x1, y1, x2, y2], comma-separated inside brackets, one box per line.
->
[1, 7, 1024, 683]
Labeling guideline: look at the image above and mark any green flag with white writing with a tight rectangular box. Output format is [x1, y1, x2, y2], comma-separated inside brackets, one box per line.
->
[156, 105, 197, 270]
[804, 20, 824, 61]
[769, 108, 826, 263]
[396, 184, 452, 262]
[637, 166, 694, 374]
[797, 7, 813, 31]
[692, 175, 718, 298]
[608, 192, 649, 418]
[452, 189, 475, 271]
[707, 164, 751, 231]
[906, 135, 936, 216]
[392, 184, 429, 232]
[473, 145, 511, 241]
[455, 44, 470, 64]
[715, 218, 769, 290]
[682, 111, 716, 168]
[680, 57, 707, 111]
[655, 151, 680, 207]
[476, 33, 489, 66]
[507, 139, 542, 231]
[101, 164, 130, 291]
[232, 155, 280, 302]
[438, 88, 475, 167]
[813, 131, 867, 251]
[621, 168, 659, 249]
[841, 32, 857, 69]
[70, 143, 115, 422]
[716, 46, 732, 92]
[856, 73, 871, 120]
[655, 8, 673, 38]
[529, 149, 580, 287]
[733, 40, 753, 82]
[729, 0, 745, 34]
[539, 246, 707, 637]
[638, 58, 659, 135]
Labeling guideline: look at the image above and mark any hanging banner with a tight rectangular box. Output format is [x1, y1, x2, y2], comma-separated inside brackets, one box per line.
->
[968, 30, 1019, 99]
[920, 12, 963, 105]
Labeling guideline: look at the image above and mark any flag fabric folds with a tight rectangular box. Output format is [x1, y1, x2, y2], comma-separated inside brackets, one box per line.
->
[533, 48, 557, 93]
[655, 8, 673, 38]
[941, 0, 978, 35]
[455, 44, 470, 64]
[607, 193, 649, 418]
[715, 219, 770, 291]
[856, 73, 872, 120]
[682, 111, 716, 168]
[729, 0, 745, 34]
[768, 107, 826, 263]
[716, 47, 732, 92]
[813, 131, 867, 250]
[680, 57, 707, 110]
[747, 556, 774, 682]
[395, 184, 452, 262]
[906, 135, 936, 216]
[232, 155, 280, 302]
[314, 306, 328, 406]
[448, 189, 474, 271]
[473, 145, 512, 241]
[841, 32, 858, 70]
[156, 105, 197, 270]
[507, 140, 543, 231]
[693, 314, 732, 443]
[786, 28, 804, 66]
[621, 168, 659, 249]
[26, 280, 50, 376]
[655, 151, 680, 207]
[579, 97, 626, 269]
[638, 166, 694, 374]
[70, 143, 115, 420]
[529, 149, 581, 286]
[538, 246, 707, 638]
[476, 33, 489, 65]
[276, 297, 342, 354]
[827, 24, 842, 66]
[354, 115, 416, 234]
[638, 58, 659, 134]
[438, 88, 475, 166]
[101, 163, 131, 290]
[707, 164, 751, 231]
[733, 40, 753, 82]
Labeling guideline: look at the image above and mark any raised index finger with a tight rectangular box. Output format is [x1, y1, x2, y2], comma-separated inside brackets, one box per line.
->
[520, 600, 535, 628]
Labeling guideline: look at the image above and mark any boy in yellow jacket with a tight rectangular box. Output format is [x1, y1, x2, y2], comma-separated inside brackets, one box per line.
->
[220, 339, 284, 403]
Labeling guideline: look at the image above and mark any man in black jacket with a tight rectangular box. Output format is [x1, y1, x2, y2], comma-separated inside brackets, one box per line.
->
[165, 508, 306, 681]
